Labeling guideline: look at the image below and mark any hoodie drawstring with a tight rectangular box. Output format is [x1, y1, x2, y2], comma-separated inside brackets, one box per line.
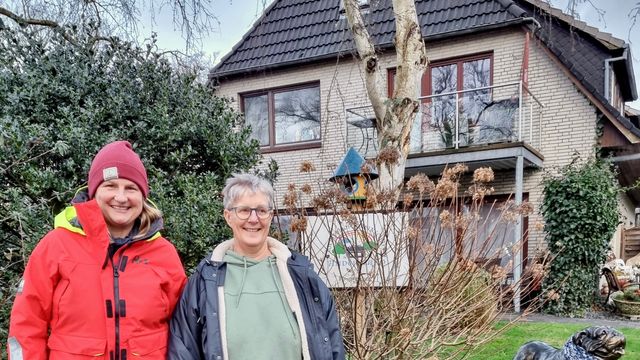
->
[236, 256, 248, 307]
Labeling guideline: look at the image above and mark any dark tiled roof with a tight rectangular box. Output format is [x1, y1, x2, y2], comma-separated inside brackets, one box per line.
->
[211, 0, 528, 78]
[517, 0, 640, 137]
[209, 0, 639, 137]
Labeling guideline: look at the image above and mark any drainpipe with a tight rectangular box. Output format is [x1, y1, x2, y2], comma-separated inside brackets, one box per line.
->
[610, 153, 640, 162]
[604, 48, 628, 102]
[523, 17, 541, 30]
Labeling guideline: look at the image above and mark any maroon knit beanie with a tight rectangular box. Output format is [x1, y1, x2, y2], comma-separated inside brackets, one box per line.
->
[88, 141, 149, 199]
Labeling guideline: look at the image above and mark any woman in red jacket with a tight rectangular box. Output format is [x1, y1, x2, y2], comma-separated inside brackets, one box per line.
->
[7, 140, 187, 360]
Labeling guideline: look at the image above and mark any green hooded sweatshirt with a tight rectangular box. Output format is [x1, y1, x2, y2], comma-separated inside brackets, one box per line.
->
[223, 250, 302, 360]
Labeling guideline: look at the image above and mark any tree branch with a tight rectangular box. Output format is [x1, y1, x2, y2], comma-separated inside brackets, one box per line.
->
[0, 6, 60, 28]
[0, 6, 78, 45]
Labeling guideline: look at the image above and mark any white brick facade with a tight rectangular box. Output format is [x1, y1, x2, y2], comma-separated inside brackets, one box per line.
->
[216, 27, 618, 258]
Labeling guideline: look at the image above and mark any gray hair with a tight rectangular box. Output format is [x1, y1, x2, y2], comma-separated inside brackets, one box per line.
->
[222, 173, 274, 209]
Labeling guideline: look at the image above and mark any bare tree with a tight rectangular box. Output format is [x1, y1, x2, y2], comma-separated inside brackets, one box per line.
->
[0, 0, 219, 51]
[280, 162, 550, 359]
[342, 0, 427, 194]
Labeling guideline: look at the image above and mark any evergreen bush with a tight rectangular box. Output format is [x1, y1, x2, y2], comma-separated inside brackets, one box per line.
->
[0, 26, 267, 336]
[541, 158, 620, 316]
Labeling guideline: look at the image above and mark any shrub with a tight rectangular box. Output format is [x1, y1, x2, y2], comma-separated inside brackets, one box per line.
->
[431, 264, 499, 330]
[281, 163, 538, 359]
[0, 26, 267, 336]
[541, 158, 620, 316]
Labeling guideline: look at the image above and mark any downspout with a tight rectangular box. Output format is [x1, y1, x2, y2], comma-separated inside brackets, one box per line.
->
[604, 48, 628, 102]
[610, 153, 640, 162]
[522, 17, 541, 30]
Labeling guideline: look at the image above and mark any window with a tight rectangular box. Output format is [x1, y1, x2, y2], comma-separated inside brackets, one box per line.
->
[411, 195, 527, 278]
[387, 54, 492, 97]
[387, 53, 494, 151]
[425, 55, 492, 95]
[241, 83, 321, 150]
[425, 54, 493, 148]
[608, 70, 624, 113]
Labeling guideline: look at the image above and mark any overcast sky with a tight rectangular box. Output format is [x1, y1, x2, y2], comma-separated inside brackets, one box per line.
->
[140, 0, 639, 108]
[138, 1, 270, 65]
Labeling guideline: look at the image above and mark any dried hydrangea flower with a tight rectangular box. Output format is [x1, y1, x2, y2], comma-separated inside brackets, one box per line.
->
[299, 161, 316, 173]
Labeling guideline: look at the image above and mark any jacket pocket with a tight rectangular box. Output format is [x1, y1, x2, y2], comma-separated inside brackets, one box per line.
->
[149, 267, 170, 316]
[53, 261, 77, 316]
[128, 328, 168, 357]
[47, 333, 106, 358]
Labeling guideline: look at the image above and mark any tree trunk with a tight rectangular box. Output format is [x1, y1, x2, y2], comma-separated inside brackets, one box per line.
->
[343, 0, 427, 194]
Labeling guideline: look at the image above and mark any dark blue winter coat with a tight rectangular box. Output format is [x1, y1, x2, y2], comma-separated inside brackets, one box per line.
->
[168, 239, 345, 360]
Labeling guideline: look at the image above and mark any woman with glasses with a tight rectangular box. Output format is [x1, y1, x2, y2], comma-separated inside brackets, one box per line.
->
[168, 173, 344, 360]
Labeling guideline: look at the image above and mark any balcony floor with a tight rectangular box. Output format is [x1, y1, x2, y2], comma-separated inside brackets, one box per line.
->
[405, 142, 544, 177]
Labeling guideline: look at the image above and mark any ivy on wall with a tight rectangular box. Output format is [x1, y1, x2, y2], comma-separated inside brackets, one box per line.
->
[541, 157, 621, 316]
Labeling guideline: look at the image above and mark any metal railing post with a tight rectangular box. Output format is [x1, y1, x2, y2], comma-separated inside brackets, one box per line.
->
[455, 92, 460, 149]
[539, 111, 542, 149]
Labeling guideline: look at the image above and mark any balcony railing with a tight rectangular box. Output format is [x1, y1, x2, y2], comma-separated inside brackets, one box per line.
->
[345, 82, 544, 159]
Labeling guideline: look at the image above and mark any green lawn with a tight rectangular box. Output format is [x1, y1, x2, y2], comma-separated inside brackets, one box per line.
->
[467, 322, 640, 359]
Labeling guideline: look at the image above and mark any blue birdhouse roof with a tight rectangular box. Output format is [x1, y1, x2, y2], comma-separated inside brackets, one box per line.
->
[328, 147, 378, 182]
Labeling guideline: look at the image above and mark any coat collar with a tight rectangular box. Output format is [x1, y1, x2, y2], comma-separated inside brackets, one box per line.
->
[211, 237, 292, 262]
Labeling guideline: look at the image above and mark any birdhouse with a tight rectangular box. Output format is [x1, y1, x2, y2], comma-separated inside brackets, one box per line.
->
[328, 147, 378, 200]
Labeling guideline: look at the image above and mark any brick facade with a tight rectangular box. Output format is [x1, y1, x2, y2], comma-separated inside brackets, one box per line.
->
[215, 27, 625, 258]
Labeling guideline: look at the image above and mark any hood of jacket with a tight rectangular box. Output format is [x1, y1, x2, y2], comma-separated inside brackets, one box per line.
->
[211, 237, 294, 263]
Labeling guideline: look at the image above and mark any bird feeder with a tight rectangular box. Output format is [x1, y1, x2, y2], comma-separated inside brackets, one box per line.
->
[328, 147, 378, 201]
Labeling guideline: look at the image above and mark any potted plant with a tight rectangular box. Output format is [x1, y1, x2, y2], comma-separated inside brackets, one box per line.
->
[613, 285, 640, 316]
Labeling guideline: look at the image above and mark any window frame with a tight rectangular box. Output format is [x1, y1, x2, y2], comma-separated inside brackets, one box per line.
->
[424, 52, 494, 96]
[240, 81, 322, 153]
[387, 52, 494, 97]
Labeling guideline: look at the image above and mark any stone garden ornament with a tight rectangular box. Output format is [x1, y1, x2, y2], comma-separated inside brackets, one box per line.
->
[513, 326, 626, 360]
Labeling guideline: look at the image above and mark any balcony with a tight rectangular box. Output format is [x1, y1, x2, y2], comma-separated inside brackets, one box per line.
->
[345, 82, 545, 176]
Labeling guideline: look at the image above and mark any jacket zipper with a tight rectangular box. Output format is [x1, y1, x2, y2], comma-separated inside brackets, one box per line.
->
[110, 242, 134, 360]
[113, 257, 121, 360]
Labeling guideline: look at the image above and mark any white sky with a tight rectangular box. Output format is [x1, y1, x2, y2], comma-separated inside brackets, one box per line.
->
[138, 0, 273, 65]
[140, 0, 640, 108]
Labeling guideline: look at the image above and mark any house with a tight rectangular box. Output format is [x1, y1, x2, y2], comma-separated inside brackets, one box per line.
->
[208, 0, 640, 275]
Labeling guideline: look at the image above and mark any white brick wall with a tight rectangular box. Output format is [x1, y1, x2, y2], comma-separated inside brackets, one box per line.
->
[216, 57, 368, 196]
[216, 27, 612, 257]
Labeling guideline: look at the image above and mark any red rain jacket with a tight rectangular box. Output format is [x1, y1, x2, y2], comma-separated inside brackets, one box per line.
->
[8, 199, 186, 360]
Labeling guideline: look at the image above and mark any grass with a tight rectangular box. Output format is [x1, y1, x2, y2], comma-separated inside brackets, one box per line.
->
[466, 321, 640, 359]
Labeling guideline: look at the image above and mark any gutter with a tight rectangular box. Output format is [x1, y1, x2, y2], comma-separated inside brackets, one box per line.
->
[210, 17, 541, 81]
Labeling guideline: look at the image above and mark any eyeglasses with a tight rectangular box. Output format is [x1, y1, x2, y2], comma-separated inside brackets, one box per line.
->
[229, 206, 273, 220]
